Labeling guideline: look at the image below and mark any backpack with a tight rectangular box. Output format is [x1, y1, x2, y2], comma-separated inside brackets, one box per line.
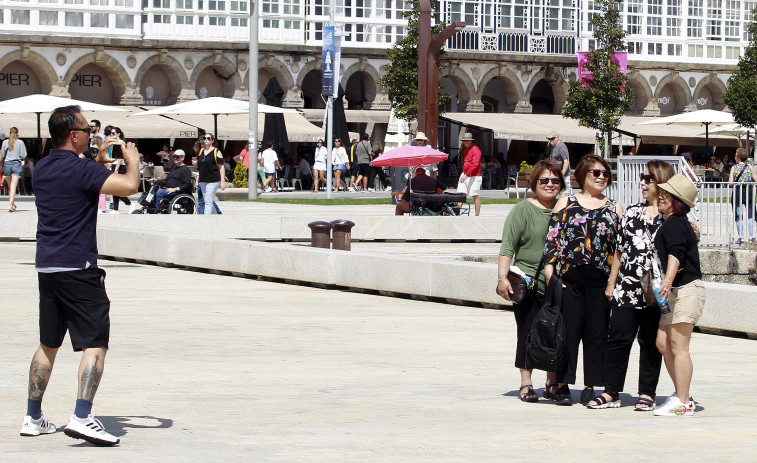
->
[525, 275, 567, 372]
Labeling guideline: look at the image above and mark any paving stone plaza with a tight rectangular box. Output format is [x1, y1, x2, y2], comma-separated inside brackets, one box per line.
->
[1, 197, 756, 461]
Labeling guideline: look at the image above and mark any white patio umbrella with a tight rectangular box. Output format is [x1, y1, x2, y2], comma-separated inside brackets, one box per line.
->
[0, 94, 129, 151]
[131, 97, 295, 139]
[637, 109, 735, 156]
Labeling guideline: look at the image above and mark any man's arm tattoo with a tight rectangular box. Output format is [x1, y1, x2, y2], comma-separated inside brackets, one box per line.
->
[28, 360, 52, 399]
[80, 355, 102, 401]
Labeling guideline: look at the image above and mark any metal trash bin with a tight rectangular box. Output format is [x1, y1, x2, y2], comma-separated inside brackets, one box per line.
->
[307, 221, 333, 249]
[330, 220, 355, 251]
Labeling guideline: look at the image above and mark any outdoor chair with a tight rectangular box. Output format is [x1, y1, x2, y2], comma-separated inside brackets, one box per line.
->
[504, 165, 519, 198]
[277, 165, 292, 190]
[291, 166, 303, 191]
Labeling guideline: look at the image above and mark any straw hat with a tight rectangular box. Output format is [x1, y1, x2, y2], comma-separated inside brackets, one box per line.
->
[658, 174, 697, 208]
[414, 131, 429, 141]
[461, 132, 474, 141]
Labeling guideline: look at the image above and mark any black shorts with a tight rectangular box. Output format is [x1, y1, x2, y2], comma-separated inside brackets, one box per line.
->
[358, 163, 370, 176]
[350, 163, 359, 177]
[38, 268, 111, 351]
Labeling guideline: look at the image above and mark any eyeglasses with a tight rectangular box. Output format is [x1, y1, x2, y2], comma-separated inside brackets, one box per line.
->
[538, 178, 561, 185]
[110, 131, 118, 135]
[659, 190, 669, 199]
[202, 136, 213, 140]
[172, 155, 183, 159]
[639, 173, 657, 183]
[71, 127, 92, 134]
[89, 125, 97, 129]
[589, 169, 610, 178]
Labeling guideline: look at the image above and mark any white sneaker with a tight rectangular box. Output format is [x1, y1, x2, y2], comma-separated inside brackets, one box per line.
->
[385, 186, 392, 192]
[20, 414, 56, 436]
[347, 187, 355, 192]
[653, 396, 694, 416]
[367, 188, 375, 192]
[64, 413, 119, 446]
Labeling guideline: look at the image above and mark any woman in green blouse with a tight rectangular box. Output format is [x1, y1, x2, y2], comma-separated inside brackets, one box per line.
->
[497, 160, 565, 402]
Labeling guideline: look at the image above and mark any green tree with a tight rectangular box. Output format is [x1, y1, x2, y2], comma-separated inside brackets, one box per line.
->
[562, 0, 633, 156]
[724, 7, 757, 130]
[378, 0, 451, 121]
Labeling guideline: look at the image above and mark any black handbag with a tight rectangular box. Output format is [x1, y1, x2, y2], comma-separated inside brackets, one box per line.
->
[503, 259, 543, 304]
[525, 275, 567, 372]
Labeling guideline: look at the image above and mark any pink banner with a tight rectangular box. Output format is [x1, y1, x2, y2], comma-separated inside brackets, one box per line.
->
[577, 51, 627, 86]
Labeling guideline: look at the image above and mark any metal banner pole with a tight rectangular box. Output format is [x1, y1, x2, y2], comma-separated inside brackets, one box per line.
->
[248, 0, 259, 199]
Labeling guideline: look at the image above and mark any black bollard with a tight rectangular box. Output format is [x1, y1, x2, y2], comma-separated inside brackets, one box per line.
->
[330, 220, 356, 251]
[308, 221, 333, 249]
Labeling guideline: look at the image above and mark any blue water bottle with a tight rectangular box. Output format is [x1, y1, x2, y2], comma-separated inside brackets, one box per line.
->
[652, 280, 671, 314]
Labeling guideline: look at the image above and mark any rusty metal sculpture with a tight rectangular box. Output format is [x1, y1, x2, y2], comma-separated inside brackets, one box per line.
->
[417, 0, 464, 148]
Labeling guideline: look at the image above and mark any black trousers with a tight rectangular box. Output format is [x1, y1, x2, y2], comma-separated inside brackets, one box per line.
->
[557, 279, 610, 386]
[513, 292, 545, 369]
[604, 304, 662, 396]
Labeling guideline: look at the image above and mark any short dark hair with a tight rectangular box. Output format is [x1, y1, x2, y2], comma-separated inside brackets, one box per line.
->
[529, 159, 566, 192]
[667, 194, 691, 216]
[574, 154, 613, 188]
[265, 140, 273, 149]
[48, 105, 82, 148]
[90, 119, 101, 129]
[361, 133, 370, 141]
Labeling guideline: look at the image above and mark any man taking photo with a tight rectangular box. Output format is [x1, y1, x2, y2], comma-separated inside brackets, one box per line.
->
[20, 105, 139, 446]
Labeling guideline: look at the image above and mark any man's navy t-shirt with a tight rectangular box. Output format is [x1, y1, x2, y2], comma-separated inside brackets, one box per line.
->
[33, 149, 112, 268]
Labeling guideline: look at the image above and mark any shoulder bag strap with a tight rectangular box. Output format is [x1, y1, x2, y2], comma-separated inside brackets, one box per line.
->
[734, 164, 746, 183]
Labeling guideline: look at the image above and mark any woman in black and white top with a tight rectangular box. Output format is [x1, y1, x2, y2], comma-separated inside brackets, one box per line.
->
[197, 133, 226, 215]
[652, 174, 704, 417]
[588, 160, 675, 411]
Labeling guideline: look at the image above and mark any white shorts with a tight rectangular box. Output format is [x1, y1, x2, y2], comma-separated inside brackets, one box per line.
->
[457, 175, 482, 197]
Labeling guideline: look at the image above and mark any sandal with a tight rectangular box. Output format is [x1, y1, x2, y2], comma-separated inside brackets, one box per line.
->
[587, 391, 621, 409]
[543, 383, 559, 400]
[634, 395, 656, 412]
[519, 385, 539, 403]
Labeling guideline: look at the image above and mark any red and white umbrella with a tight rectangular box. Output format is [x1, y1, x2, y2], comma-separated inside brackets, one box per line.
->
[371, 145, 448, 167]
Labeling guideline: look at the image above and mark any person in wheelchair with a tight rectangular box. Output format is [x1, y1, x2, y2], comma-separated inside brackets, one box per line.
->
[137, 149, 194, 213]
[394, 167, 447, 215]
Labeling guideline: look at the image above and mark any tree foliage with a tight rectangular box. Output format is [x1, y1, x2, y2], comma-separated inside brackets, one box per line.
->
[378, 0, 451, 121]
[562, 0, 633, 139]
[724, 7, 757, 129]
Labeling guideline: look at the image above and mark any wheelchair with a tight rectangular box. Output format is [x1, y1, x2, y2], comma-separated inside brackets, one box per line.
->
[130, 181, 196, 214]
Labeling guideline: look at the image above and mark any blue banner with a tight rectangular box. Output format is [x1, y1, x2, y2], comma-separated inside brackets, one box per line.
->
[321, 26, 340, 97]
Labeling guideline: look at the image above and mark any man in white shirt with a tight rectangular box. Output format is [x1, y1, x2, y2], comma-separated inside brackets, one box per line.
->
[261, 140, 282, 192]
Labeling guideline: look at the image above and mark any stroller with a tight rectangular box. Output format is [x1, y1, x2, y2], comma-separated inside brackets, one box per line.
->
[408, 192, 470, 216]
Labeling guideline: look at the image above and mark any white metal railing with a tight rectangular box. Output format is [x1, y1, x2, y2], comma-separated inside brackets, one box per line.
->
[614, 156, 744, 246]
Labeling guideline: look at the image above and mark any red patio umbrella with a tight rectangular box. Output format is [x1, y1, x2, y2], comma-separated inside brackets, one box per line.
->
[371, 145, 449, 193]
[371, 145, 448, 167]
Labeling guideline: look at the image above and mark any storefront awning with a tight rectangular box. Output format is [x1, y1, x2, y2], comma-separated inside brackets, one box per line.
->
[439, 112, 739, 147]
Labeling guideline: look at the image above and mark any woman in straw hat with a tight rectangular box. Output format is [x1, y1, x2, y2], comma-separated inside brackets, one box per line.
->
[652, 174, 705, 417]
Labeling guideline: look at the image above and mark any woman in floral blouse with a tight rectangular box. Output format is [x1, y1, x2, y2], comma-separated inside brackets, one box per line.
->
[587, 160, 675, 411]
[543, 155, 623, 406]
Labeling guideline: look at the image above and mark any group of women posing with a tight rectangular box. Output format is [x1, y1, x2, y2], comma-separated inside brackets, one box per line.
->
[497, 156, 705, 416]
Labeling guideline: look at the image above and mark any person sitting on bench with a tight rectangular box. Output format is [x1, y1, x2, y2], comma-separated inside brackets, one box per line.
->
[394, 167, 447, 215]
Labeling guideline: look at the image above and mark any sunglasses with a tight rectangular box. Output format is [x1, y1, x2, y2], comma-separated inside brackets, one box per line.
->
[89, 125, 97, 129]
[659, 190, 669, 199]
[202, 136, 213, 140]
[538, 178, 561, 185]
[71, 127, 92, 134]
[589, 169, 610, 178]
[639, 173, 656, 183]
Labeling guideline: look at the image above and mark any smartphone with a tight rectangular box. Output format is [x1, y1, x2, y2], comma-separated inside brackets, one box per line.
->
[111, 144, 123, 159]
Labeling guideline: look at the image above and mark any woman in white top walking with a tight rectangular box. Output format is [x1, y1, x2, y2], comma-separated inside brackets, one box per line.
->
[2, 127, 27, 212]
[312, 139, 328, 192]
[331, 138, 350, 192]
